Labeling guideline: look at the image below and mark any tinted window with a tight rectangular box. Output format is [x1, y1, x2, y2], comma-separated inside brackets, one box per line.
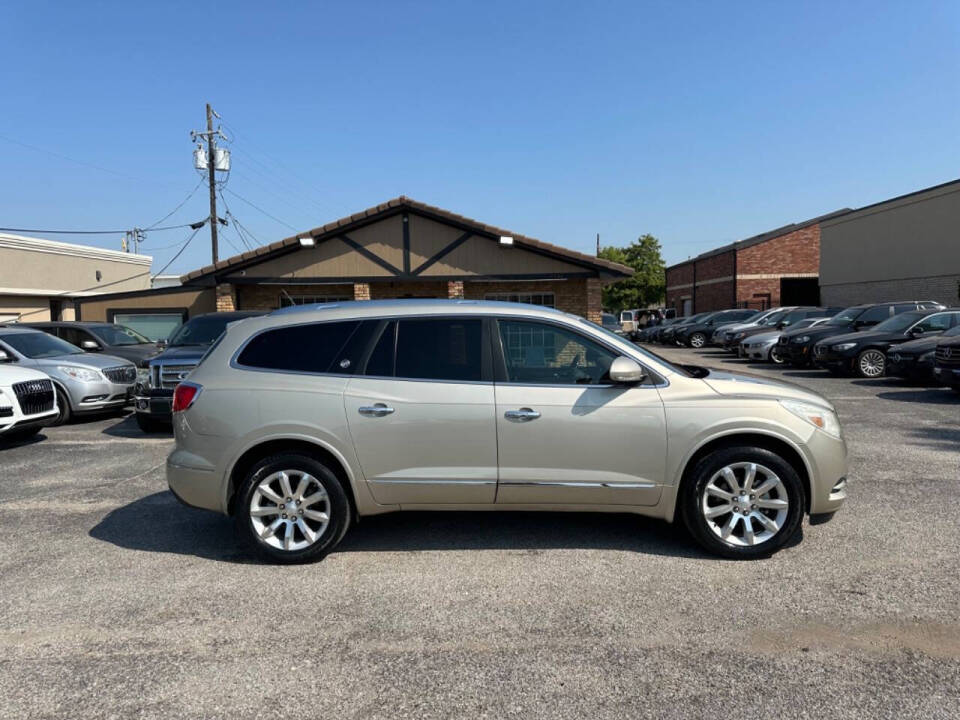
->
[893, 303, 917, 313]
[499, 320, 617, 385]
[913, 313, 954, 333]
[89, 325, 151, 346]
[170, 315, 254, 346]
[859, 306, 893, 325]
[393, 318, 482, 382]
[0, 332, 83, 358]
[237, 321, 360, 373]
[58, 327, 92, 347]
[364, 321, 396, 377]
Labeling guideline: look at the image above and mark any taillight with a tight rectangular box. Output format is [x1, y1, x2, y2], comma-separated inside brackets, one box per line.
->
[172, 382, 202, 412]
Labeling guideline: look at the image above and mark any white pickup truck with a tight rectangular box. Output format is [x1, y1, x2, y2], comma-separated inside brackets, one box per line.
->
[0, 365, 58, 441]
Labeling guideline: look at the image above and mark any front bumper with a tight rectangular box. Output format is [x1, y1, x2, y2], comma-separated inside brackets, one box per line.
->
[887, 354, 934, 379]
[68, 379, 134, 414]
[804, 427, 849, 516]
[813, 347, 857, 373]
[134, 386, 174, 421]
[781, 340, 816, 365]
[741, 340, 775, 361]
[0, 409, 59, 435]
[933, 365, 960, 386]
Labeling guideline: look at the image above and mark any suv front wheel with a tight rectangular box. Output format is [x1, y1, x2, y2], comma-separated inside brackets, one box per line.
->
[236, 453, 351, 564]
[681, 446, 804, 559]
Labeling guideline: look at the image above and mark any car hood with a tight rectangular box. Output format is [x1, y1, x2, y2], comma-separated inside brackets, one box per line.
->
[781, 323, 851, 341]
[742, 330, 781, 344]
[889, 336, 941, 355]
[34, 353, 135, 370]
[816, 329, 900, 346]
[149, 345, 209, 366]
[703, 369, 832, 407]
[0, 365, 51, 385]
[718, 321, 766, 334]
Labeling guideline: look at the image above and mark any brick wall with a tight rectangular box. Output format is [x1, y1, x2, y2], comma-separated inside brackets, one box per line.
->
[665, 263, 694, 314]
[236, 283, 354, 310]
[735, 225, 819, 307]
[463, 278, 600, 320]
[216, 283, 237, 311]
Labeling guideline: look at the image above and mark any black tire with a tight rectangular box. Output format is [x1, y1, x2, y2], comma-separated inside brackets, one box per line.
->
[769, 346, 785, 364]
[689, 332, 707, 349]
[135, 412, 168, 433]
[49, 387, 71, 426]
[235, 453, 351, 564]
[680, 446, 805, 560]
[4, 426, 41, 442]
[951, 386, 960, 395]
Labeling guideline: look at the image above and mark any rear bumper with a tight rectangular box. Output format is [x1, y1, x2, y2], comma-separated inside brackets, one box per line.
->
[167, 449, 223, 513]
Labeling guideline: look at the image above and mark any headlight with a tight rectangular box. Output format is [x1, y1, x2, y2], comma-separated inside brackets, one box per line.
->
[794, 335, 811, 343]
[781, 399, 842, 439]
[57, 365, 102, 383]
[734, 332, 746, 339]
[833, 342, 857, 351]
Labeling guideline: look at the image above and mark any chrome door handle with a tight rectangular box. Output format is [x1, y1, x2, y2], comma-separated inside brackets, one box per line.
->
[504, 407, 540, 421]
[358, 403, 395, 417]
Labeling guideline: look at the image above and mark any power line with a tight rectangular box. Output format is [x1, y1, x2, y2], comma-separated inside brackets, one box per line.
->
[218, 190, 258, 250]
[151, 227, 202, 279]
[145, 178, 206, 230]
[224, 188, 298, 231]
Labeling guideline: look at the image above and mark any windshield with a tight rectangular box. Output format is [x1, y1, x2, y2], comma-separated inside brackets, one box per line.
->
[90, 324, 152, 346]
[758, 309, 789, 326]
[872, 312, 925, 333]
[0, 332, 83, 358]
[168, 315, 237, 346]
[778, 309, 814, 326]
[828, 306, 863, 325]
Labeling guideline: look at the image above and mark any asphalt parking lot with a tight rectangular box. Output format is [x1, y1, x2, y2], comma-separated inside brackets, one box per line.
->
[1, 346, 958, 719]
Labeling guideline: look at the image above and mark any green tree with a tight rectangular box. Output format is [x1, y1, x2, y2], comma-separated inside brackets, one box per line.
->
[598, 235, 666, 313]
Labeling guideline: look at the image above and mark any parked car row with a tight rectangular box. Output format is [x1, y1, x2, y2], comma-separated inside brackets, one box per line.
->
[638, 299, 960, 392]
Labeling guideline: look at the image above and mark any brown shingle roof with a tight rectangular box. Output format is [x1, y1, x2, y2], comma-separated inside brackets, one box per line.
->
[180, 196, 633, 283]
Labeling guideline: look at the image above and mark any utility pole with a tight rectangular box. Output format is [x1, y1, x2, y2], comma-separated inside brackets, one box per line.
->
[191, 104, 230, 264]
[205, 103, 219, 263]
[596, 233, 600, 255]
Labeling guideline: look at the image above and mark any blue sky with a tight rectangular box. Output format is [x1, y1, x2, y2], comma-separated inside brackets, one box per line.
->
[2, 0, 958, 274]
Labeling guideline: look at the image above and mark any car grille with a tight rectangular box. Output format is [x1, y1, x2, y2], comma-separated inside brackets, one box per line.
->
[153, 363, 197, 390]
[12, 379, 55, 415]
[936, 345, 960, 367]
[103, 366, 136, 384]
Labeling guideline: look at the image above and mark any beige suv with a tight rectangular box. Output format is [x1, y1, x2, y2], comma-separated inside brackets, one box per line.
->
[167, 300, 847, 563]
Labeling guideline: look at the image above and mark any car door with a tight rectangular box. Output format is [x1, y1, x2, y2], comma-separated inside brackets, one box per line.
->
[492, 318, 665, 506]
[343, 316, 498, 505]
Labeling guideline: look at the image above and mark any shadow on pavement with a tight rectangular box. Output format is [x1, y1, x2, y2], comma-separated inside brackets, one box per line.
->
[101, 413, 172, 439]
[874, 389, 959, 405]
[904, 424, 960, 450]
[89, 491, 716, 562]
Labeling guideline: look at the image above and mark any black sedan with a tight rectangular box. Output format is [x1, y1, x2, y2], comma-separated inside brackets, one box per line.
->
[812, 309, 960, 378]
[673, 309, 758, 348]
[659, 312, 712, 345]
[887, 325, 960, 380]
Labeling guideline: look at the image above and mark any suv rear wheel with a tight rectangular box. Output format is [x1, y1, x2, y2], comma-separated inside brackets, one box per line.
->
[235, 453, 350, 564]
[681, 446, 804, 559]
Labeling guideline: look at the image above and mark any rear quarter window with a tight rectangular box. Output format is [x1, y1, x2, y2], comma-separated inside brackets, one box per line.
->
[236, 321, 361, 373]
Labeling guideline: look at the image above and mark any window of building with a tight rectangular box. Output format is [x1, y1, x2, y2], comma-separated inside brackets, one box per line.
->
[394, 318, 483, 382]
[484, 292, 555, 308]
[237, 321, 361, 373]
[497, 320, 616, 385]
[279, 295, 352, 308]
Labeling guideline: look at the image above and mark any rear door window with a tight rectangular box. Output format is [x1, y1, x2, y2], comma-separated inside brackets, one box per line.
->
[858, 306, 892, 325]
[394, 318, 483, 382]
[237, 321, 361, 373]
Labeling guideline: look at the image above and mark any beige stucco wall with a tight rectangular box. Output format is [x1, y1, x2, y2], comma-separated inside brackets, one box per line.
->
[0, 234, 152, 296]
[819, 183, 960, 288]
[0, 295, 50, 322]
[76, 287, 215, 322]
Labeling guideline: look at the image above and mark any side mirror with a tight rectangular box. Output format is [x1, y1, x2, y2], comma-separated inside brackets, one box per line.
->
[156, 339, 168, 350]
[609, 356, 646, 384]
[80, 340, 101, 351]
[0, 349, 11, 363]
[910, 326, 924, 335]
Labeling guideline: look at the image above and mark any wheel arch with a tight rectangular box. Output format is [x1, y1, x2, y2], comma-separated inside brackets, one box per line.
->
[225, 437, 359, 521]
[668, 431, 813, 522]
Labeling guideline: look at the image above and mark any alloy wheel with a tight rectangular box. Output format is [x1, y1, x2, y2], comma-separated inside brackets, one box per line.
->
[769, 346, 785, 364]
[700, 462, 789, 547]
[249, 470, 331, 551]
[858, 350, 886, 378]
[690, 333, 706, 348]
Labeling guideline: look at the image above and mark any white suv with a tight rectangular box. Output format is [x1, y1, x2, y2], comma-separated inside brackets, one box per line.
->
[0, 365, 58, 441]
